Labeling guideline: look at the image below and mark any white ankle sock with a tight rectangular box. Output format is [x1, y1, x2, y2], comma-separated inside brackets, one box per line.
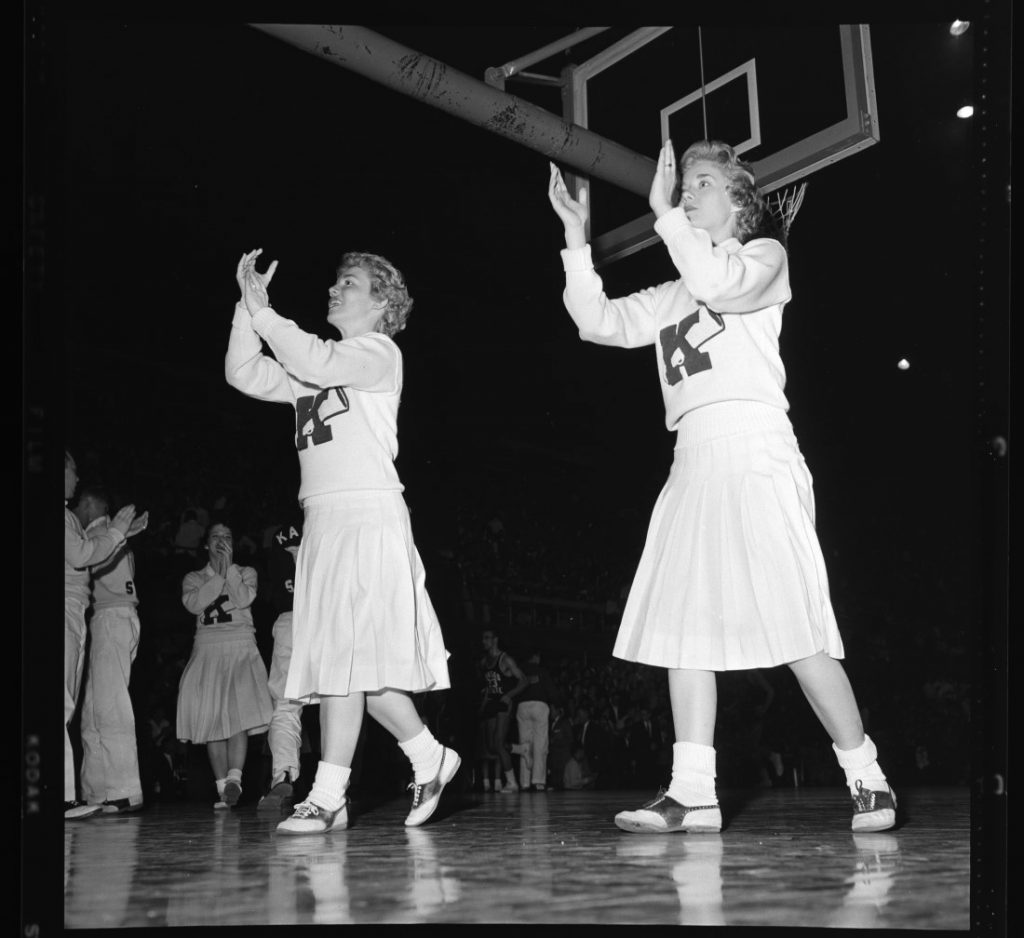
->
[666, 742, 719, 807]
[308, 761, 350, 811]
[399, 727, 444, 784]
[215, 778, 227, 798]
[226, 768, 242, 788]
[833, 735, 888, 795]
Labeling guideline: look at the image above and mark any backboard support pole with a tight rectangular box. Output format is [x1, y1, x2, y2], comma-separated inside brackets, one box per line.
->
[250, 24, 656, 200]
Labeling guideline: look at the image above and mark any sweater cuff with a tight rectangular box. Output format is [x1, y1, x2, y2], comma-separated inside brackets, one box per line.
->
[231, 303, 252, 326]
[653, 206, 693, 241]
[560, 245, 595, 273]
[251, 305, 281, 336]
[653, 206, 692, 240]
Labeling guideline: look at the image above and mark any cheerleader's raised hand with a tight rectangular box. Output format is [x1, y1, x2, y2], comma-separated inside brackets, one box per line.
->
[548, 162, 589, 250]
[648, 139, 678, 220]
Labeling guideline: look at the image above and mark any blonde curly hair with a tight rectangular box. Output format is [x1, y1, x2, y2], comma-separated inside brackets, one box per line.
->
[677, 140, 775, 245]
[338, 251, 413, 337]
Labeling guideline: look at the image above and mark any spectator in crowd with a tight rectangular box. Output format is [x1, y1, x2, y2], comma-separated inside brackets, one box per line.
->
[574, 705, 612, 787]
[173, 509, 206, 575]
[563, 744, 596, 790]
[515, 649, 560, 791]
[139, 701, 180, 801]
[628, 705, 664, 788]
[547, 703, 575, 790]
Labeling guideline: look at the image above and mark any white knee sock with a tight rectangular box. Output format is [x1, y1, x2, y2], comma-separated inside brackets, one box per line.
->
[833, 734, 888, 795]
[308, 761, 350, 811]
[398, 726, 444, 784]
[666, 742, 718, 807]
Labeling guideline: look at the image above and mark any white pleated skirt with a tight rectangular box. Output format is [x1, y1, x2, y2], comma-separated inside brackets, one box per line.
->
[613, 401, 845, 671]
[176, 627, 274, 743]
[284, 489, 451, 701]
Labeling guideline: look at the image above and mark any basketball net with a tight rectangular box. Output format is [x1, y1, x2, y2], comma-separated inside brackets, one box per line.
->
[765, 181, 808, 237]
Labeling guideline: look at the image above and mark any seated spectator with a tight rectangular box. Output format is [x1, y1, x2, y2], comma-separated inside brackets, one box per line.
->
[173, 509, 206, 574]
[563, 744, 596, 790]
[547, 704, 574, 791]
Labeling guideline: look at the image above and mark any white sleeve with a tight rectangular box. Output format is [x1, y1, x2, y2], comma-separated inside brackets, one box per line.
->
[251, 307, 398, 391]
[653, 208, 791, 313]
[225, 304, 296, 403]
[181, 569, 225, 615]
[65, 509, 124, 569]
[87, 519, 128, 579]
[223, 565, 258, 610]
[560, 245, 663, 348]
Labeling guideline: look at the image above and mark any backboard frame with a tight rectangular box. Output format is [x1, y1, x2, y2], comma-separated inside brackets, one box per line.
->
[563, 25, 879, 266]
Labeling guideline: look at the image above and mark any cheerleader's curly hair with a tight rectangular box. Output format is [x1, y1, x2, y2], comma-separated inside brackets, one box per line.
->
[338, 251, 414, 338]
[677, 140, 777, 245]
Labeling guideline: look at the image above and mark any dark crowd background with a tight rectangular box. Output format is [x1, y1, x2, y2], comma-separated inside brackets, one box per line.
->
[62, 418, 973, 805]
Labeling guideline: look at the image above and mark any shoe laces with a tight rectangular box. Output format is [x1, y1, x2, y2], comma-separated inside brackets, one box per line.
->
[291, 800, 323, 819]
[853, 779, 882, 811]
[407, 781, 425, 808]
[641, 788, 668, 809]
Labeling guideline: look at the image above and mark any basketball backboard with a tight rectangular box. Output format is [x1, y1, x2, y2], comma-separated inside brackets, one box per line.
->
[560, 25, 879, 265]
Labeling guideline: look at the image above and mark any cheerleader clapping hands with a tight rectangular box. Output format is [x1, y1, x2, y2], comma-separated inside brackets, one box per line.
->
[549, 140, 896, 835]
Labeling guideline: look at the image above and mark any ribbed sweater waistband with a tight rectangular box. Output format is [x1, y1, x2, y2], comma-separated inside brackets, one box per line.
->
[674, 401, 792, 448]
[193, 625, 256, 645]
[302, 488, 402, 509]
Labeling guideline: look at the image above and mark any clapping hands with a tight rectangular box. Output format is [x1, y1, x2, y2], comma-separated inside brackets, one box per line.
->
[237, 248, 278, 317]
[210, 538, 233, 577]
[109, 505, 148, 539]
[128, 511, 149, 538]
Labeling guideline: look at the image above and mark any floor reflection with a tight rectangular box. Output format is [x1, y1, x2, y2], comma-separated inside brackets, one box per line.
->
[63, 815, 140, 928]
[271, 831, 353, 925]
[402, 828, 463, 919]
[60, 787, 969, 927]
[831, 832, 902, 929]
[164, 810, 248, 927]
[265, 821, 468, 923]
[616, 835, 726, 926]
